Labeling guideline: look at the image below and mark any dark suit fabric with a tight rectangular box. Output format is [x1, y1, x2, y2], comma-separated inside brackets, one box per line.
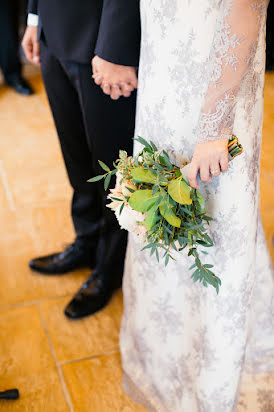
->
[28, 0, 140, 278]
[0, 0, 21, 81]
[28, 0, 140, 65]
[40, 38, 136, 276]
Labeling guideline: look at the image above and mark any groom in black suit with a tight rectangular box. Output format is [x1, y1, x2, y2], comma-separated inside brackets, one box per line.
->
[22, 0, 140, 319]
[0, 0, 33, 95]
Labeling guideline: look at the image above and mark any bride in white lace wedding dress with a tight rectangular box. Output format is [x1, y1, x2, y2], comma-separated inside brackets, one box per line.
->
[120, 1, 274, 411]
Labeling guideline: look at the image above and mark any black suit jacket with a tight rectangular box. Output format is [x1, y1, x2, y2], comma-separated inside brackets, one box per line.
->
[28, 0, 140, 65]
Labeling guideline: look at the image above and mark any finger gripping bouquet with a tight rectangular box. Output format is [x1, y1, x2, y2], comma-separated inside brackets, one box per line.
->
[89, 136, 243, 294]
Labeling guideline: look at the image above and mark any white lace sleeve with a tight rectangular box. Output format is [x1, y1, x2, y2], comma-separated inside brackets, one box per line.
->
[197, 0, 267, 143]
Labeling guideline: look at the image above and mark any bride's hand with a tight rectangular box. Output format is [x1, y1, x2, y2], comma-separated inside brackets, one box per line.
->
[187, 138, 229, 189]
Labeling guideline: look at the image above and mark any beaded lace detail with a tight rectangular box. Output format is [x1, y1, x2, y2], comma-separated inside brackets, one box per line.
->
[197, 0, 266, 142]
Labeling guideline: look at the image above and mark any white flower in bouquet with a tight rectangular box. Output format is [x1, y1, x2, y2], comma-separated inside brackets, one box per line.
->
[106, 188, 124, 211]
[107, 174, 147, 241]
[106, 172, 128, 211]
[115, 204, 147, 238]
[115, 171, 123, 190]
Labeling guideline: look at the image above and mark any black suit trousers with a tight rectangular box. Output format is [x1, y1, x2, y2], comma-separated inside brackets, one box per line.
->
[0, 0, 21, 81]
[40, 40, 136, 279]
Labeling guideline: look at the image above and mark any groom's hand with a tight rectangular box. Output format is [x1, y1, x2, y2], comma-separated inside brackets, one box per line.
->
[92, 56, 138, 100]
[22, 26, 40, 66]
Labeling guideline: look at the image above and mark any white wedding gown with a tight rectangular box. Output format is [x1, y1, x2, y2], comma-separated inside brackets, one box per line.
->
[120, 1, 274, 411]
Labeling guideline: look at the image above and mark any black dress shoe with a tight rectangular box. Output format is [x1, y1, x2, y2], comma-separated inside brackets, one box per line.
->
[29, 242, 96, 275]
[64, 271, 122, 319]
[6, 76, 34, 96]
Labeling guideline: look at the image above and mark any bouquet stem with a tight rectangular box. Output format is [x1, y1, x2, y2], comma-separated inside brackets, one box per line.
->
[228, 135, 243, 159]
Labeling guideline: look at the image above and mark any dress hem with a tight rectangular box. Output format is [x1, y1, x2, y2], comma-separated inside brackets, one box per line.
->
[123, 372, 157, 412]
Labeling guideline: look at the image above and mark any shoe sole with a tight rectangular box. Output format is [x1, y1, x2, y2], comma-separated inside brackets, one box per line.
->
[29, 263, 95, 275]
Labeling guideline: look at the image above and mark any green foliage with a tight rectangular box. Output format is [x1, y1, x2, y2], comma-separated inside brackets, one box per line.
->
[134, 136, 153, 149]
[104, 174, 111, 191]
[87, 175, 105, 183]
[129, 189, 160, 213]
[131, 168, 158, 184]
[159, 203, 181, 228]
[144, 205, 159, 231]
[98, 160, 110, 172]
[87, 162, 117, 189]
[168, 178, 192, 205]
[196, 191, 205, 210]
[88, 136, 243, 294]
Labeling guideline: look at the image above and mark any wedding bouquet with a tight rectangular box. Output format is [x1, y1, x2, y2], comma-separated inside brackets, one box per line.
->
[89, 136, 243, 294]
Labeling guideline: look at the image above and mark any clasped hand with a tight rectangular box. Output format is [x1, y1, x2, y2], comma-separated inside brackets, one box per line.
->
[92, 56, 138, 100]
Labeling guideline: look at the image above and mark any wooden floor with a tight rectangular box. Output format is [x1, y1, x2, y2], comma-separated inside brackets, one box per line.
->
[0, 66, 273, 412]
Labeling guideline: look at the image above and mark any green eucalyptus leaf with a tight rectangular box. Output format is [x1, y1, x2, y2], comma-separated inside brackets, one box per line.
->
[172, 242, 178, 252]
[104, 173, 111, 191]
[159, 203, 181, 228]
[204, 233, 214, 245]
[87, 175, 105, 183]
[150, 141, 158, 151]
[110, 197, 123, 202]
[197, 191, 205, 210]
[129, 189, 159, 213]
[135, 136, 152, 149]
[141, 243, 154, 251]
[98, 160, 110, 172]
[203, 215, 213, 222]
[119, 202, 125, 215]
[163, 223, 174, 236]
[152, 185, 160, 195]
[144, 206, 159, 231]
[131, 168, 157, 184]
[149, 160, 165, 171]
[196, 240, 211, 247]
[168, 178, 192, 205]
[125, 186, 135, 193]
[180, 206, 193, 216]
[162, 151, 173, 169]
[158, 155, 167, 166]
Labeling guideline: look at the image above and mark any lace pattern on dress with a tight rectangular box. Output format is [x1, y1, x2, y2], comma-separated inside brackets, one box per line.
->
[197, 0, 266, 143]
[197, 91, 236, 141]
